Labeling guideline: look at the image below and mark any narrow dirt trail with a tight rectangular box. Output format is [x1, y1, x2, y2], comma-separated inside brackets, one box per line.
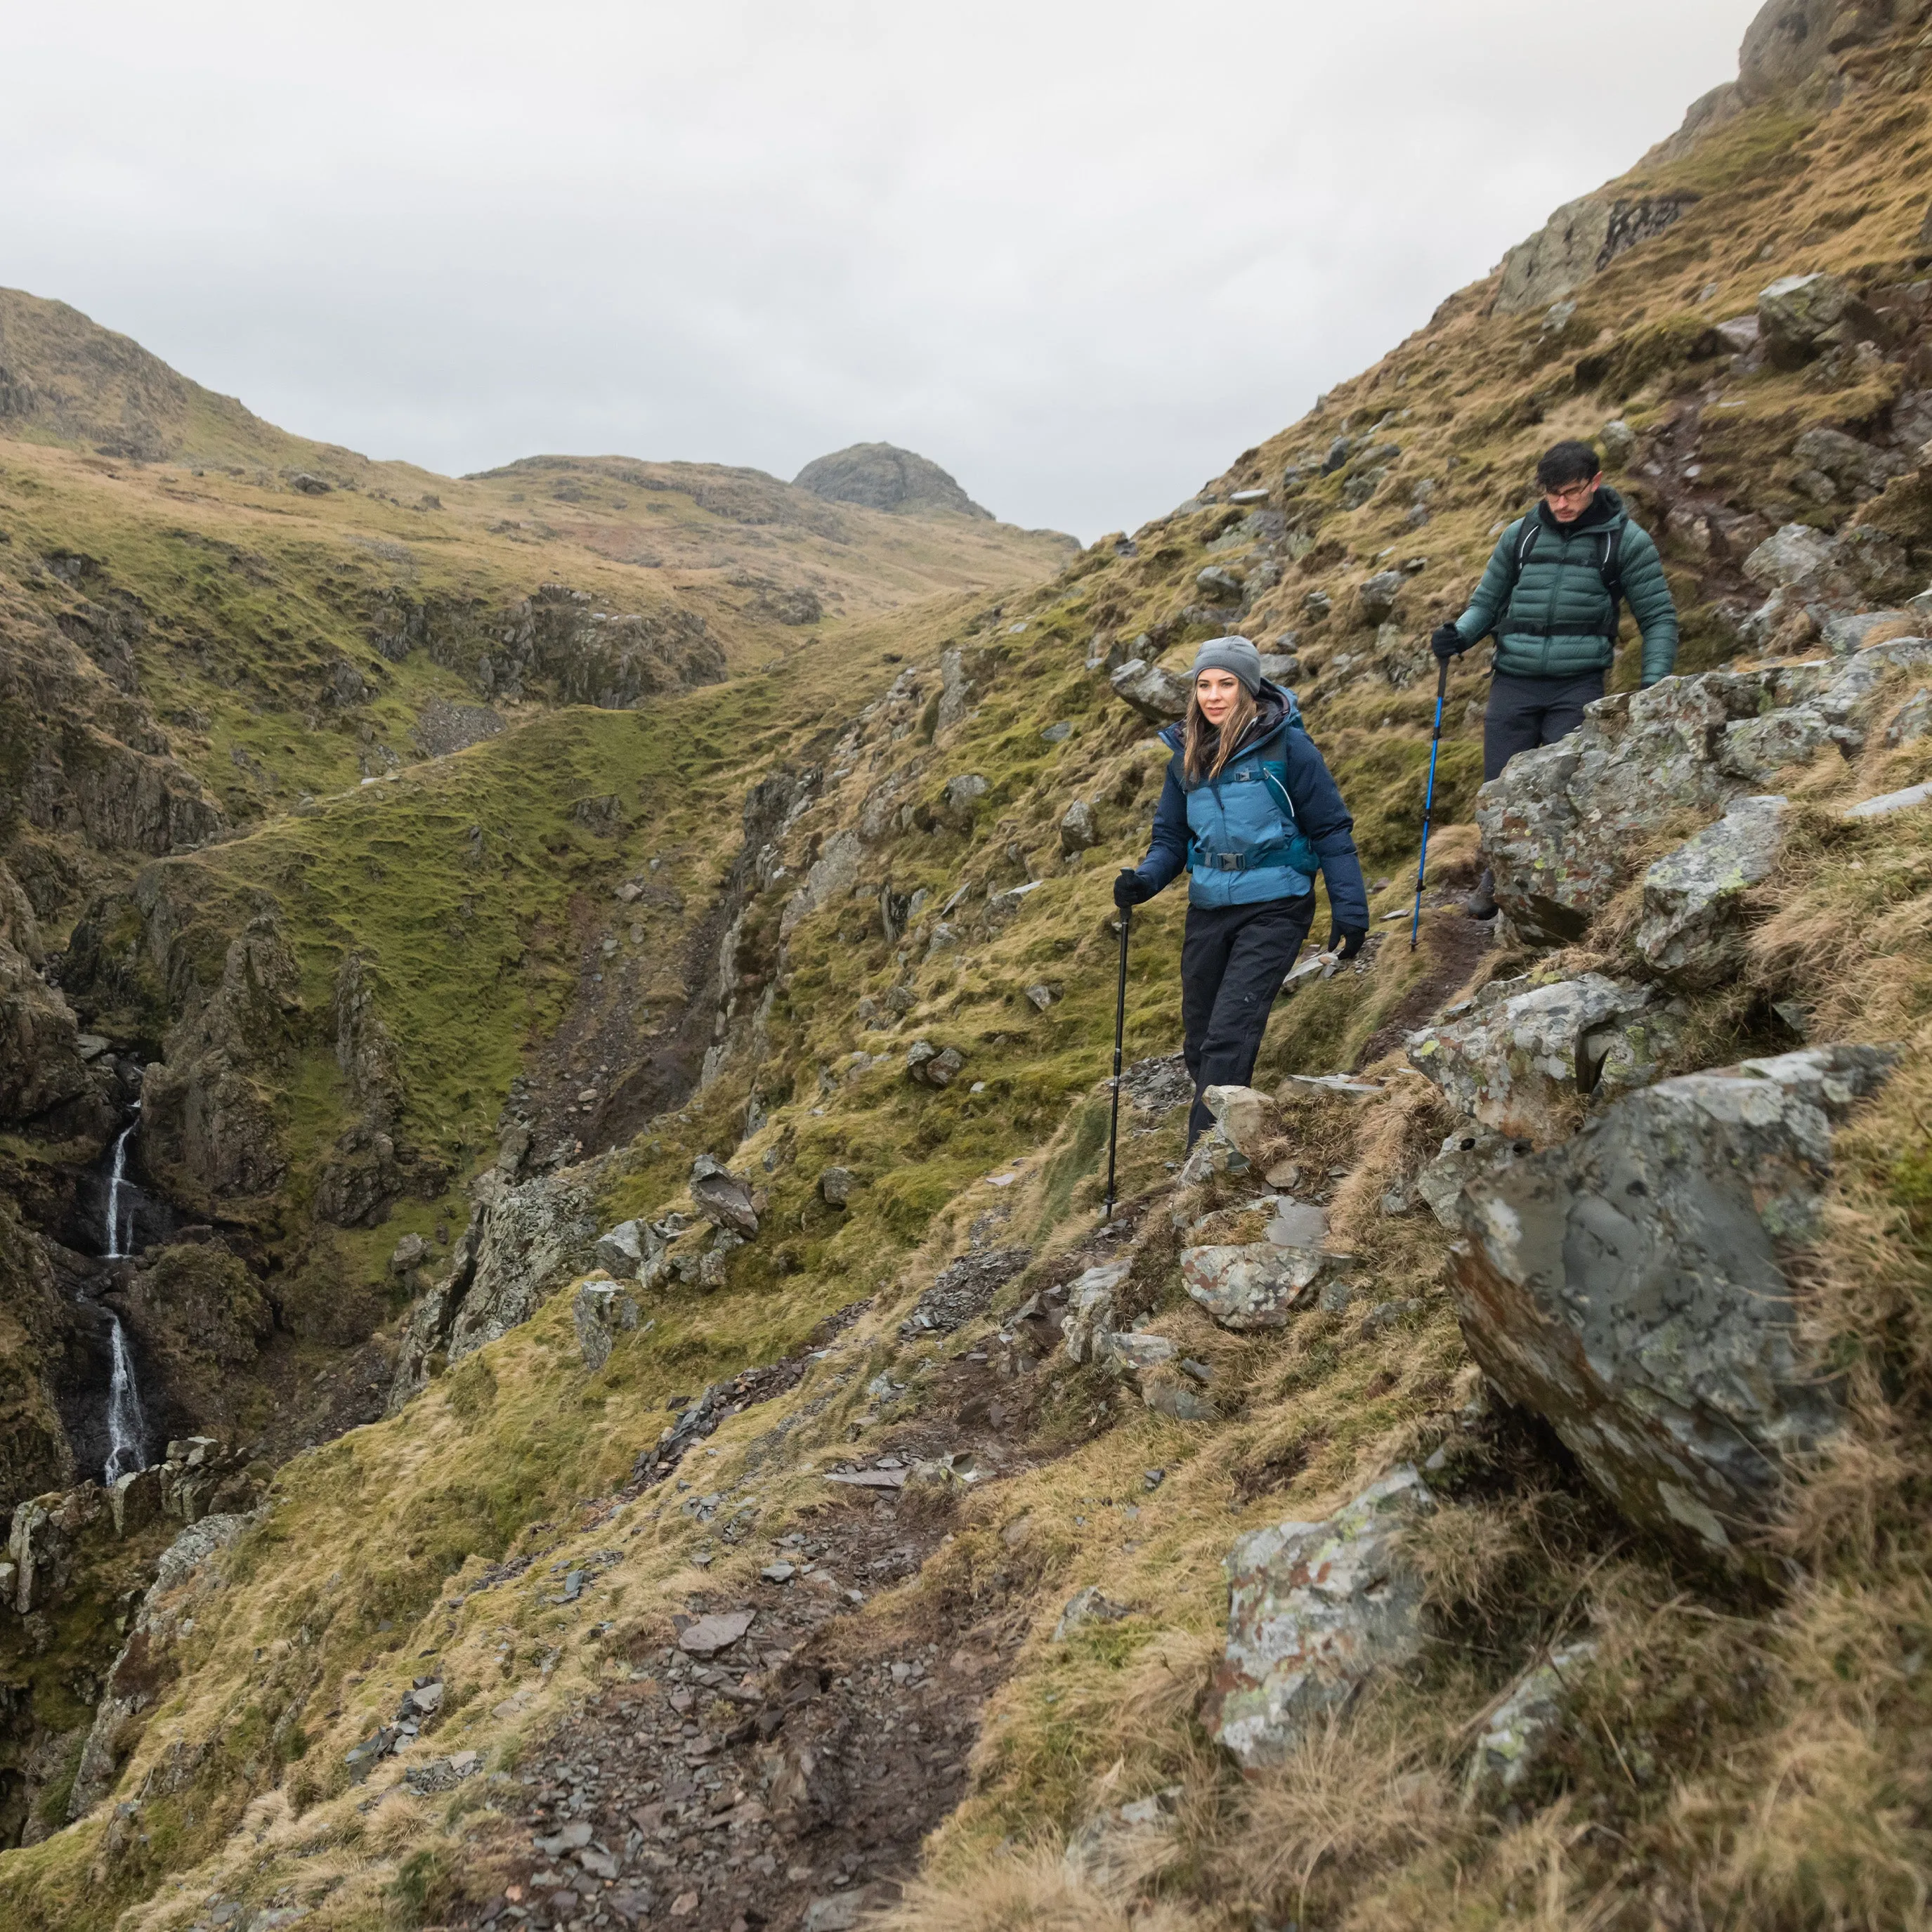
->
[461, 1321, 1092, 1932]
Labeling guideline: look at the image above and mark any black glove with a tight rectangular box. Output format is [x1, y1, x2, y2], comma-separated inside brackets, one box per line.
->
[1114, 868, 1154, 909]
[1430, 622, 1464, 664]
[1327, 924, 1367, 961]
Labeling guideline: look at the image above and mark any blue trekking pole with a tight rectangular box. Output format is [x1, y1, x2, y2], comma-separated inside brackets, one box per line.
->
[1410, 656, 1449, 951]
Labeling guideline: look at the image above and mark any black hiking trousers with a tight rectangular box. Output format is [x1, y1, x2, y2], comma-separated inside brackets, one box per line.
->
[1180, 892, 1316, 1146]
[1483, 670, 1606, 783]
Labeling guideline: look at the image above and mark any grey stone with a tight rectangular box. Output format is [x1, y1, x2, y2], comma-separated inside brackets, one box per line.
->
[1791, 429, 1910, 503]
[1600, 419, 1637, 468]
[573, 1277, 640, 1371]
[1258, 651, 1299, 684]
[677, 1609, 755, 1656]
[1177, 1126, 1250, 1185]
[942, 772, 988, 819]
[1142, 1373, 1215, 1421]
[1267, 1198, 1328, 1248]
[1824, 611, 1919, 657]
[1758, 273, 1855, 365]
[1845, 779, 1932, 821]
[1473, 653, 1925, 946]
[1635, 795, 1787, 988]
[1302, 590, 1332, 622]
[1041, 720, 1073, 743]
[1182, 1244, 1326, 1330]
[1357, 570, 1404, 623]
[1097, 1330, 1177, 1373]
[388, 1232, 426, 1275]
[905, 1040, 965, 1088]
[1406, 973, 1660, 1142]
[1024, 984, 1055, 1011]
[1053, 1586, 1132, 1642]
[1109, 658, 1191, 722]
[899, 1245, 1031, 1338]
[781, 828, 865, 938]
[1059, 799, 1098, 854]
[1744, 522, 1841, 592]
[1197, 565, 1244, 602]
[818, 1166, 854, 1207]
[1062, 1785, 1182, 1894]
[593, 1220, 646, 1277]
[1207, 1468, 1436, 1770]
[1201, 1083, 1277, 1160]
[937, 646, 975, 730]
[1449, 1047, 1894, 1560]
[1885, 690, 1932, 747]
[690, 1154, 758, 1236]
[1062, 1260, 1133, 1364]
[1463, 1642, 1598, 1807]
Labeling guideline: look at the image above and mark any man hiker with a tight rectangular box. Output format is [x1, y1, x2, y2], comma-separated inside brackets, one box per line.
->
[1431, 438, 1678, 919]
[1114, 637, 1369, 1148]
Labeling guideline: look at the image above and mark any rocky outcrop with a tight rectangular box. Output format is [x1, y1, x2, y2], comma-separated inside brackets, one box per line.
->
[1477, 648, 1931, 946]
[1635, 795, 1788, 988]
[1448, 1047, 1893, 1562]
[389, 1167, 598, 1406]
[1207, 1468, 1435, 1772]
[123, 1245, 272, 1430]
[0, 1202, 74, 1512]
[792, 444, 991, 520]
[1407, 974, 1681, 1144]
[370, 583, 724, 708]
[1494, 193, 1696, 316]
[140, 910, 302, 1208]
[66, 1511, 248, 1822]
[573, 1277, 641, 1371]
[0, 875, 86, 1124]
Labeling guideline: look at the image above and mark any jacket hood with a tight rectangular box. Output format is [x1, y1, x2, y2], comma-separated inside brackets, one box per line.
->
[1535, 481, 1625, 536]
[1156, 680, 1302, 755]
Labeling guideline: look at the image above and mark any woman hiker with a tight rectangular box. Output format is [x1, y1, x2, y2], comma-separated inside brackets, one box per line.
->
[1114, 637, 1370, 1148]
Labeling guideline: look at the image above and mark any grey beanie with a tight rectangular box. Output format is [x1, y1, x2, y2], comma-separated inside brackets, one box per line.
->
[1190, 635, 1263, 696]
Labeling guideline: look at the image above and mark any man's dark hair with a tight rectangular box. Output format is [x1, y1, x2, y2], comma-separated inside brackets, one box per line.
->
[1536, 440, 1603, 491]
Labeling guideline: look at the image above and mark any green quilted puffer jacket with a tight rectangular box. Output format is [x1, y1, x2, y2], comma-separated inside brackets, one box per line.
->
[1453, 485, 1679, 685]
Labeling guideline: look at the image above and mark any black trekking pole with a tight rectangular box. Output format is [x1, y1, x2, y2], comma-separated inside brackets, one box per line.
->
[1102, 903, 1130, 1220]
[1410, 656, 1450, 952]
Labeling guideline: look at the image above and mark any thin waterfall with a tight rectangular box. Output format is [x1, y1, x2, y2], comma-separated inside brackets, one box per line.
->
[99, 1106, 150, 1482]
[103, 1110, 138, 1260]
[103, 1315, 148, 1484]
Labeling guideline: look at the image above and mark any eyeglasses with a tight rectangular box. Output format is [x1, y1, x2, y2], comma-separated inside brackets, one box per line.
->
[1544, 479, 1599, 506]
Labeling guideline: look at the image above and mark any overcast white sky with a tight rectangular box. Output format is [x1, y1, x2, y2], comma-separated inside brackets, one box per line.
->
[4, 1, 1761, 539]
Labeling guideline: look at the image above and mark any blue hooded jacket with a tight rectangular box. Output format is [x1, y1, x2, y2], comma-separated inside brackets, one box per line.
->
[1130, 684, 1371, 925]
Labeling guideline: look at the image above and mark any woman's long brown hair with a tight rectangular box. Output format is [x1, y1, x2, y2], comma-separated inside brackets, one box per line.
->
[1183, 682, 1259, 784]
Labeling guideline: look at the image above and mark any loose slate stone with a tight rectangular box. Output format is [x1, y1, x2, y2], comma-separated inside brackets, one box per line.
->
[676, 1610, 755, 1656]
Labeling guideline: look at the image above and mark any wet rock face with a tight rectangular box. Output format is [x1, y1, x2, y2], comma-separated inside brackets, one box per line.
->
[1448, 1046, 1893, 1562]
[1207, 1468, 1435, 1772]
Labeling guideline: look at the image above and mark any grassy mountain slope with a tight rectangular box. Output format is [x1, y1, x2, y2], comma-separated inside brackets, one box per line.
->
[5, 4, 1932, 1927]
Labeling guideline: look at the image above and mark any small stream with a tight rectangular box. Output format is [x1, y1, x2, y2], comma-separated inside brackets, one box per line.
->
[94, 1107, 152, 1483]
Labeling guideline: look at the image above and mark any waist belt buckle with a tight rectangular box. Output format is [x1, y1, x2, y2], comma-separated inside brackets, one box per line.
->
[1213, 852, 1241, 873]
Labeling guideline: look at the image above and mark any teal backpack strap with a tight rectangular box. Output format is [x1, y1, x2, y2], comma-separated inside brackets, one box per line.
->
[1256, 726, 1319, 878]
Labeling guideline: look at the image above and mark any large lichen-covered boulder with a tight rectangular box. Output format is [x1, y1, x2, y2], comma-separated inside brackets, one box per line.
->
[1635, 795, 1787, 988]
[1206, 1468, 1435, 1772]
[1182, 1244, 1326, 1330]
[1448, 1046, 1893, 1562]
[1477, 650, 1932, 946]
[1406, 974, 1662, 1143]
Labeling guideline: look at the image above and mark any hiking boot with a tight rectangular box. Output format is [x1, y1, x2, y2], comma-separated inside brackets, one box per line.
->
[1464, 870, 1499, 920]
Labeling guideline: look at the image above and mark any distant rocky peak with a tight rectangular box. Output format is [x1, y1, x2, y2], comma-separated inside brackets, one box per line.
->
[792, 441, 992, 519]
